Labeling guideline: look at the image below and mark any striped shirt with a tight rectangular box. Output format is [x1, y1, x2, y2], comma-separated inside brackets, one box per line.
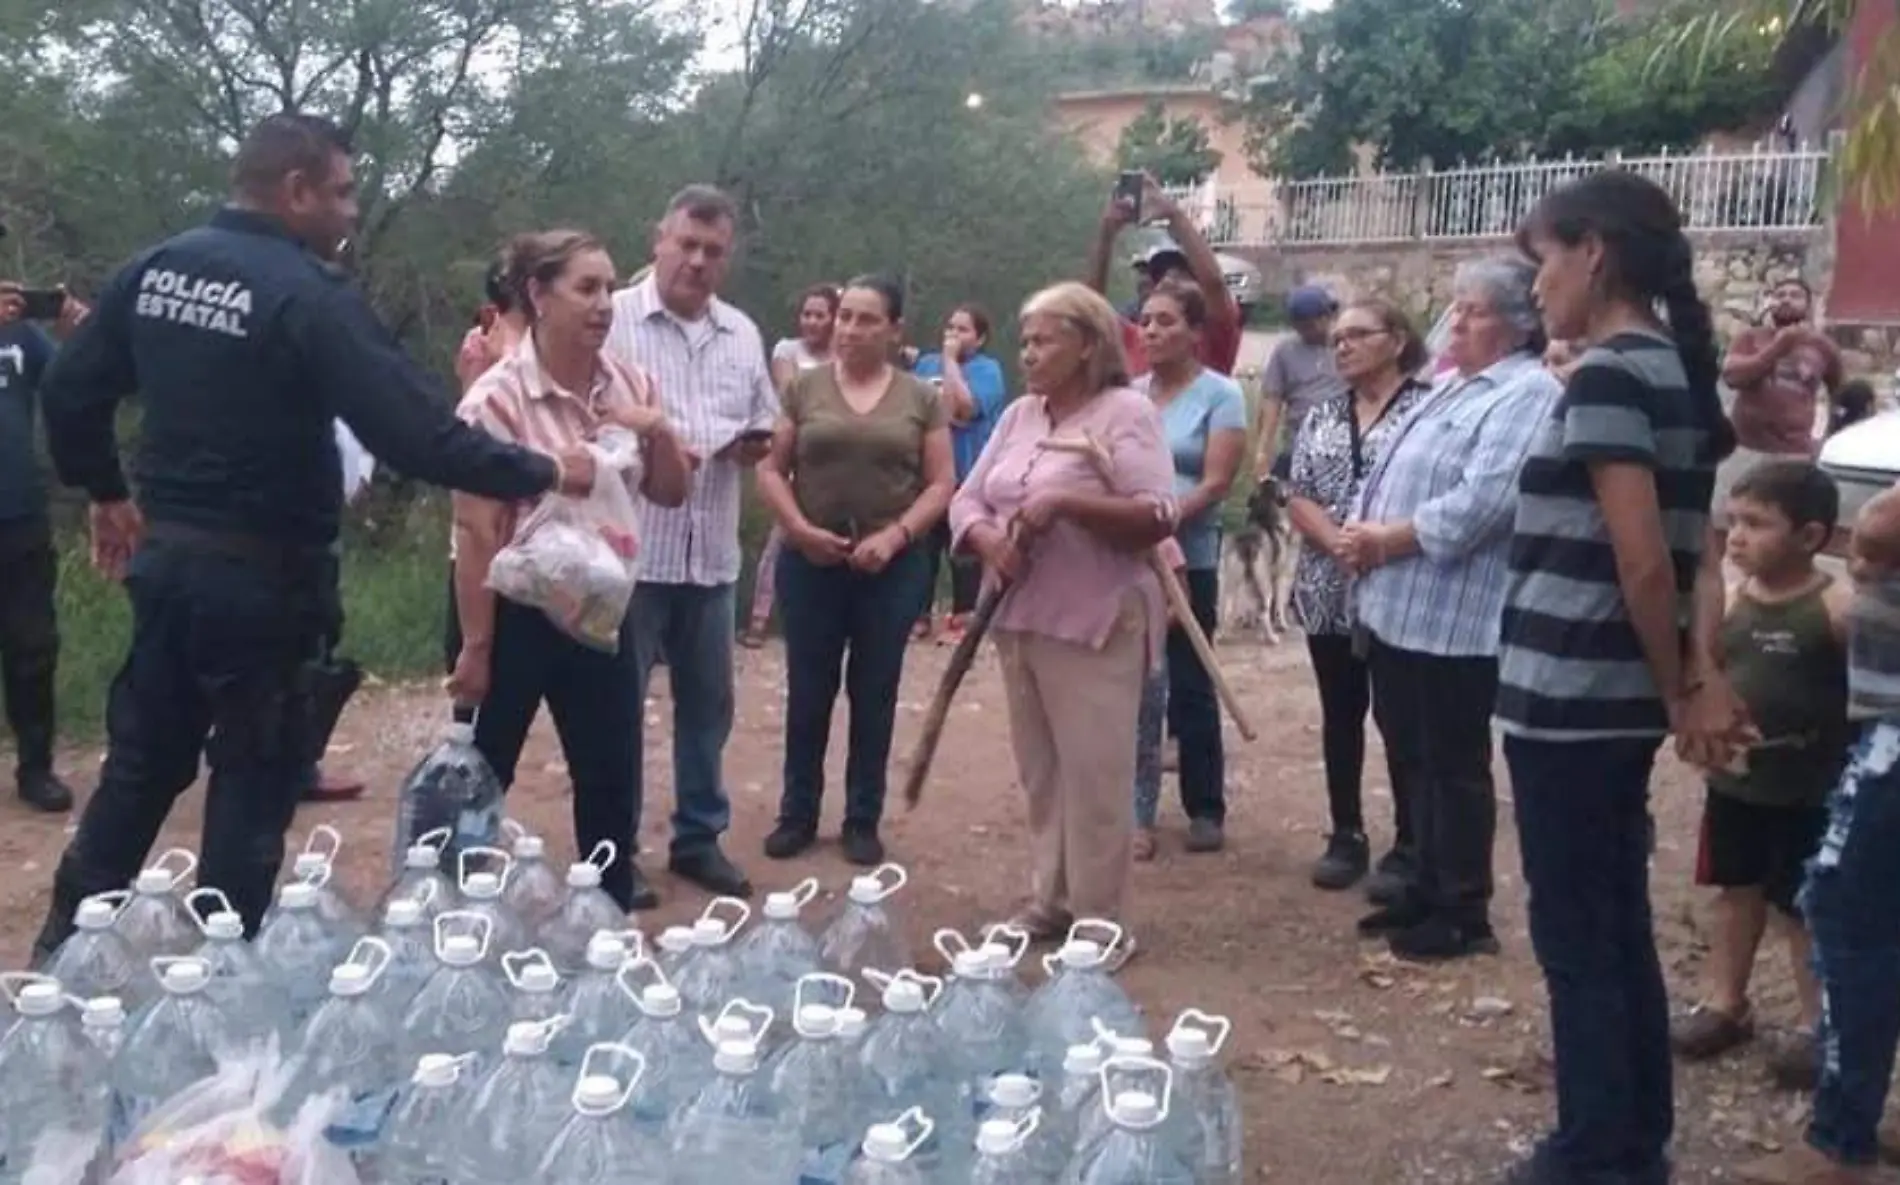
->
[1353, 352, 1561, 657]
[1497, 330, 1716, 740]
[605, 276, 778, 586]
[1849, 578, 1900, 722]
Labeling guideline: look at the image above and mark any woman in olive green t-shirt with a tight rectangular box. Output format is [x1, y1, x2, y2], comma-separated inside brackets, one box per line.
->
[755, 275, 955, 865]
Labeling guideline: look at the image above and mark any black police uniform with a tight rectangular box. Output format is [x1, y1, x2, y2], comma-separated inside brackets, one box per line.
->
[31, 207, 560, 959]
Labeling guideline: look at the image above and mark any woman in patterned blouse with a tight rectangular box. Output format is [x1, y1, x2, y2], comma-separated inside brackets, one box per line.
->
[1286, 299, 1430, 900]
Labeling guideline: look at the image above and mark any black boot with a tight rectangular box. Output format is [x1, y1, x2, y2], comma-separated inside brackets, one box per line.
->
[17, 766, 73, 813]
[1311, 831, 1370, 890]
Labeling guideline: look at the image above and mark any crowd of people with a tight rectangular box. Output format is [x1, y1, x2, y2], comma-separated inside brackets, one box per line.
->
[2, 108, 1899, 1183]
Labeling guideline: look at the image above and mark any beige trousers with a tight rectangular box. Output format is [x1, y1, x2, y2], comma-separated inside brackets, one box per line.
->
[993, 593, 1148, 925]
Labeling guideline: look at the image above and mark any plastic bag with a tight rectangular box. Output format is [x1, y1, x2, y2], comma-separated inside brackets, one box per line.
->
[486, 428, 645, 653]
[107, 1042, 362, 1185]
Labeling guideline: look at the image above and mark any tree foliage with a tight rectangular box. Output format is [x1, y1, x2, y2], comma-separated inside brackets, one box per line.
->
[1116, 100, 1223, 185]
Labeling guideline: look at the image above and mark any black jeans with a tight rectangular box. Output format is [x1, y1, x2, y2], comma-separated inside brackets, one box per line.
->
[1368, 639, 1497, 927]
[1167, 567, 1225, 823]
[34, 534, 329, 958]
[920, 520, 981, 618]
[1507, 734, 1671, 1181]
[471, 596, 644, 911]
[0, 516, 59, 775]
[1305, 632, 1411, 848]
[776, 544, 930, 832]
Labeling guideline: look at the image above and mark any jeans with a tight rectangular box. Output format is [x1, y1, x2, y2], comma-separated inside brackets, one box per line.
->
[0, 515, 58, 775]
[1133, 665, 1168, 828]
[470, 598, 644, 911]
[1805, 721, 1900, 1167]
[1506, 734, 1671, 1180]
[775, 545, 930, 832]
[33, 535, 329, 957]
[921, 520, 981, 618]
[1368, 639, 1498, 928]
[1306, 632, 1411, 849]
[629, 582, 737, 859]
[1167, 567, 1225, 823]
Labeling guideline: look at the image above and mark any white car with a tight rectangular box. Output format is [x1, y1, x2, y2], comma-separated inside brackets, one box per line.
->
[1819, 407, 1899, 549]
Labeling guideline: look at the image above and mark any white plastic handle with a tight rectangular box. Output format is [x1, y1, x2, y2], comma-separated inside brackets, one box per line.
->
[413, 1051, 478, 1085]
[1169, 1008, 1232, 1056]
[1066, 918, 1125, 964]
[697, 998, 775, 1048]
[1040, 952, 1062, 977]
[178, 889, 233, 934]
[499, 817, 530, 844]
[785, 877, 821, 910]
[887, 1107, 936, 1162]
[696, 896, 752, 940]
[82, 890, 132, 923]
[593, 927, 645, 966]
[861, 967, 896, 994]
[980, 923, 1032, 968]
[932, 927, 972, 966]
[571, 1043, 648, 1117]
[615, 956, 672, 1007]
[880, 968, 943, 1008]
[458, 846, 514, 891]
[502, 948, 558, 989]
[998, 1107, 1042, 1154]
[301, 823, 343, 865]
[408, 879, 440, 911]
[1099, 1055, 1173, 1129]
[149, 848, 198, 890]
[0, 971, 55, 1009]
[582, 840, 618, 873]
[150, 955, 209, 989]
[341, 936, 393, 989]
[860, 863, 908, 903]
[433, 909, 494, 962]
[414, 826, 453, 854]
[794, 972, 856, 1019]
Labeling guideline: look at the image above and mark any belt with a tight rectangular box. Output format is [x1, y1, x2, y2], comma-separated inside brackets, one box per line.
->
[145, 520, 332, 571]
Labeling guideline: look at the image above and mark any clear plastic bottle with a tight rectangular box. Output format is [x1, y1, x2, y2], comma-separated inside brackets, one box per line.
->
[981, 1075, 1068, 1181]
[376, 1052, 476, 1185]
[456, 848, 526, 966]
[817, 864, 911, 978]
[392, 714, 504, 874]
[536, 1044, 668, 1182]
[500, 947, 570, 1026]
[79, 996, 126, 1063]
[184, 889, 276, 1049]
[859, 971, 967, 1180]
[736, 877, 822, 1022]
[108, 957, 233, 1147]
[616, 967, 716, 1134]
[1052, 1041, 1108, 1147]
[668, 1021, 796, 1185]
[0, 975, 107, 1183]
[286, 824, 364, 944]
[497, 820, 567, 929]
[254, 879, 344, 1037]
[841, 1109, 936, 1185]
[372, 895, 438, 1014]
[377, 826, 455, 924]
[934, 945, 1029, 1119]
[398, 911, 512, 1078]
[280, 937, 401, 1162]
[455, 1019, 573, 1185]
[655, 924, 696, 980]
[773, 976, 873, 1185]
[671, 897, 753, 1014]
[45, 892, 138, 1005]
[554, 932, 644, 1068]
[1070, 1059, 1196, 1185]
[115, 849, 200, 965]
[1164, 1009, 1242, 1185]
[539, 842, 630, 975]
[1022, 921, 1142, 1076]
[970, 1110, 1049, 1185]
[1073, 1028, 1159, 1163]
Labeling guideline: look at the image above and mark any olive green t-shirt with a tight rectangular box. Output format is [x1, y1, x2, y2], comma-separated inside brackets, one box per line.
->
[785, 366, 945, 536]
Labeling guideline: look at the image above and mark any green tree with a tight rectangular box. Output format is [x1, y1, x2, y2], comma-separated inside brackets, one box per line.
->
[1116, 99, 1223, 185]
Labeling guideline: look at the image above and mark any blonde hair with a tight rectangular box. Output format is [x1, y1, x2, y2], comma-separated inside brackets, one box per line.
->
[1021, 281, 1130, 394]
[504, 229, 605, 323]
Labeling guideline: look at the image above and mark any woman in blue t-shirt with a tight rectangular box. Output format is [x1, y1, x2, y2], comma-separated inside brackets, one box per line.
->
[912, 303, 1008, 642]
[1130, 283, 1247, 858]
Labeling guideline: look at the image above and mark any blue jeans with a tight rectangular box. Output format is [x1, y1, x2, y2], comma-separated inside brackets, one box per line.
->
[1133, 666, 1167, 828]
[1805, 722, 1900, 1167]
[1505, 734, 1671, 1182]
[774, 546, 930, 831]
[630, 582, 736, 860]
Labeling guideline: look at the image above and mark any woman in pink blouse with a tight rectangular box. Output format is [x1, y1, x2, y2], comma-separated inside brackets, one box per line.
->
[949, 281, 1178, 949]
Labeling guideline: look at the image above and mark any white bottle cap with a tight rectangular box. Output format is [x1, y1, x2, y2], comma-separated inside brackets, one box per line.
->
[445, 721, 475, 745]
[883, 979, 926, 1014]
[1116, 1037, 1154, 1058]
[204, 911, 244, 941]
[503, 1021, 546, 1056]
[976, 1117, 1021, 1156]
[1057, 939, 1103, 968]
[795, 1004, 837, 1036]
[989, 1073, 1039, 1108]
[513, 834, 545, 861]
[74, 899, 117, 930]
[1063, 1043, 1105, 1075]
[846, 875, 883, 905]
[862, 1122, 909, 1162]
[574, 1074, 620, 1109]
[712, 1038, 759, 1074]
[160, 961, 210, 993]
[329, 963, 373, 997]
[82, 997, 125, 1028]
[712, 1015, 751, 1042]
[657, 926, 694, 954]
[403, 844, 439, 871]
[762, 891, 800, 920]
[952, 950, 989, 979]
[463, 872, 502, 899]
[279, 882, 319, 911]
[293, 853, 327, 879]
[640, 984, 681, 1016]
[16, 982, 62, 1017]
[413, 1053, 460, 1087]
[134, 868, 174, 895]
[690, 918, 726, 947]
[518, 963, 559, 993]
[566, 862, 602, 889]
[585, 933, 627, 970]
[1168, 1028, 1214, 1063]
[385, 899, 423, 928]
[1114, 1090, 1160, 1128]
[441, 935, 482, 966]
[835, 1007, 869, 1039]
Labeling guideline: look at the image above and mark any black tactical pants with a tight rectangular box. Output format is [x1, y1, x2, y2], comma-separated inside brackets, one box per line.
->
[0, 516, 59, 777]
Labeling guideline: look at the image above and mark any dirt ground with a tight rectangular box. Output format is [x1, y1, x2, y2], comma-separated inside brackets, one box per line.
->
[0, 633, 1837, 1183]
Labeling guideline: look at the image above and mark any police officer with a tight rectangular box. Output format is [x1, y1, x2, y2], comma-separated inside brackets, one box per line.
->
[30, 112, 602, 959]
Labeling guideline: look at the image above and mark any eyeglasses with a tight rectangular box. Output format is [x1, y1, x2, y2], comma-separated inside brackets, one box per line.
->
[1330, 327, 1391, 350]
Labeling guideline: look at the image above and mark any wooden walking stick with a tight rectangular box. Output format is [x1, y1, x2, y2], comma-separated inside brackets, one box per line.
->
[1040, 434, 1258, 742]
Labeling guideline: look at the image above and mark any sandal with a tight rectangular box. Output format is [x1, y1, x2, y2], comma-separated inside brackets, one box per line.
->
[1132, 828, 1158, 863]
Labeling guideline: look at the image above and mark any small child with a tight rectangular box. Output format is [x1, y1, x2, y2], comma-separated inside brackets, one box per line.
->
[1672, 461, 1848, 1087]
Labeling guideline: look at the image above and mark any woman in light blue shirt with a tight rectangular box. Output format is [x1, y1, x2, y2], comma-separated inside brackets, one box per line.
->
[913, 303, 1008, 641]
[1131, 283, 1247, 857]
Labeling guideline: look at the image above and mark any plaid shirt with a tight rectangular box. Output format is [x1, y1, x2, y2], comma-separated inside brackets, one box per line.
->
[1352, 352, 1561, 657]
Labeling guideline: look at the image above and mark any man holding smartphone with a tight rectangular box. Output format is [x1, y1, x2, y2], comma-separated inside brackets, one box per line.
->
[0, 279, 90, 813]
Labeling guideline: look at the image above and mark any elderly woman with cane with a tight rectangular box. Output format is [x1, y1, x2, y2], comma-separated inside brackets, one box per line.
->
[1339, 257, 1563, 962]
[949, 281, 1178, 953]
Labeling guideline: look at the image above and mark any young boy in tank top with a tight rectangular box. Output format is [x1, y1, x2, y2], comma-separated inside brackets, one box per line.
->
[1672, 460, 1849, 1088]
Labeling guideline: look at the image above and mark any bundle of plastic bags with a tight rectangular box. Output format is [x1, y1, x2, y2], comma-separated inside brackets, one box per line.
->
[486, 427, 646, 653]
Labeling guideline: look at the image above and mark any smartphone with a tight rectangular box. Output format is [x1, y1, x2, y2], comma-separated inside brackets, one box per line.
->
[16, 289, 64, 320]
[1114, 171, 1144, 221]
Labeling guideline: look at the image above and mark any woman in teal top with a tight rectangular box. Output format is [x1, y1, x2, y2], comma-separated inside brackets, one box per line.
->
[1131, 283, 1247, 857]
[914, 303, 1008, 640]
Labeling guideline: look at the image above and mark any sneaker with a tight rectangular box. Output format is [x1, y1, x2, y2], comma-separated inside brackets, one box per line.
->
[1736, 1143, 1864, 1184]
[17, 768, 73, 813]
[1765, 1027, 1818, 1091]
[1389, 916, 1500, 962]
[1311, 832, 1370, 890]
[1183, 818, 1225, 853]
[841, 825, 885, 868]
[1356, 900, 1429, 938]
[1670, 1004, 1754, 1061]
[763, 823, 817, 861]
[1364, 848, 1416, 906]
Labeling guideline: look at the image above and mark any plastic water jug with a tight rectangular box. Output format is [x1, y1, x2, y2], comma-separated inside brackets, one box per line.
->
[667, 1007, 795, 1185]
[1053, 1040, 1108, 1142]
[655, 924, 697, 979]
[860, 970, 968, 1179]
[44, 892, 138, 1004]
[115, 849, 200, 964]
[1070, 1057, 1196, 1185]
[932, 939, 1029, 1117]
[981, 1074, 1068, 1180]
[456, 848, 526, 965]
[456, 1018, 574, 1185]
[736, 877, 822, 1021]
[773, 975, 871, 1185]
[108, 957, 233, 1146]
[818, 864, 910, 978]
[616, 964, 711, 1130]
[536, 1043, 669, 1182]
[1165, 1009, 1242, 1185]
[376, 825, 455, 925]
[1022, 921, 1141, 1075]
[0, 974, 106, 1182]
[540, 841, 630, 975]
[498, 819, 567, 928]
[377, 1052, 477, 1184]
[672, 897, 753, 1013]
[841, 1108, 935, 1185]
[970, 1109, 1049, 1185]
[501, 947, 570, 1026]
[287, 824, 364, 943]
[392, 715, 504, 873]
[399, 911, 511, 1076]
[281, 937, 401, 1159]
[79, 996, 126, 1063]
[554, 932, 645, 1067]
[183, 888, 276, 1048]
[254, 878, 344, 1037]
[372, 892, 439, 1012]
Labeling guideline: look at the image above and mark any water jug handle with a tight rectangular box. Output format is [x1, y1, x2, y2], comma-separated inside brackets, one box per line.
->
[452, 703, 476, 726]
[606, 928, 646, 964]
[890, 1107, 935, 1162]
[615, 956, 670, 1009]
[727, 998, 775, 1045]
[1067, 918, 1124, 963]
[572, 1042, 647, 1116]
[1040, 952, 1062, 978]
[149, 955, 208, 989]
[931, 927, 971, 966]
[412, 1051, 479, 1085]
[583, 840, 618, 872]
[897, 969, 945, 1008]
[150, 848, 198, 890]
[184, 887, 235, 931]
[345, 936, 394, 989]
[0, 971, 55, 1009]
[697, 895, 751, 940]
[501, 947, 556, 988]
[866, 863, 908, 902]
[499, 817, 529, 844]
[416, 826, 454, 854]
[407, 879, 440, 911]
[794, 972, 856, 1018]
[787, 877, 822, 910]
[1008, 1106, 1043, 1152]
[861, 967, 897, 994]
[1170, 1008, 1233, 1056]
[433, 909, 493, 961]
[301, 823, 344, 865]
[1099, 1055, 1173, 1129]
[85, 890, 133, 920]
[458, 846, 514, 891]
[980, 922, 1032, 967]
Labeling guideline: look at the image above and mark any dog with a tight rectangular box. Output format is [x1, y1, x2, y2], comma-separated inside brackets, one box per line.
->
[1219, 476, 1297, 644]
